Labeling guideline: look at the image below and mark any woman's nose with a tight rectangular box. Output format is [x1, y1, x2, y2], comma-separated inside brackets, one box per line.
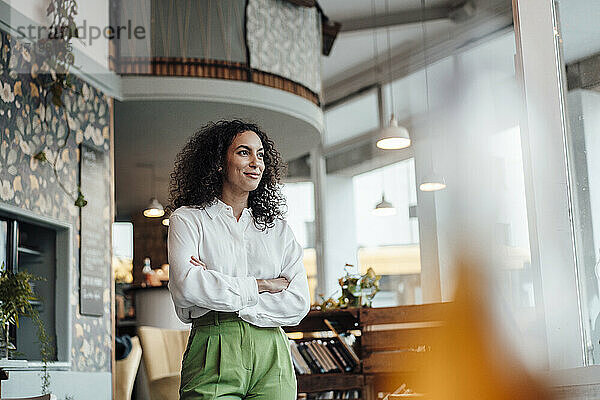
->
[249, 154, 261, 167]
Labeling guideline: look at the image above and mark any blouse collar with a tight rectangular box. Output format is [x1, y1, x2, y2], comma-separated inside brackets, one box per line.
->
[204, 198, 252, 219]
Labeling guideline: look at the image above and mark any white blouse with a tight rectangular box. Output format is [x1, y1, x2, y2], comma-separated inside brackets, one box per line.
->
[167, 199, 311, 328]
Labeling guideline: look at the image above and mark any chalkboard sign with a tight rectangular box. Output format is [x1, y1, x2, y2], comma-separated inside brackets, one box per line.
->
[79, 144, 109, 316]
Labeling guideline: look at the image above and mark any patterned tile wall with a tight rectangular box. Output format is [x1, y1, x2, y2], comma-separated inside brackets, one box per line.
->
[246, 0, 322, 94]
[0, 29, 112, 372]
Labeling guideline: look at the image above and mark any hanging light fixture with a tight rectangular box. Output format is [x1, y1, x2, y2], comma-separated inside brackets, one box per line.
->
[144, 198, 164, 218]
[418, 0, 446, 192]
[372, 194, 397, 216]
[377, 115, 411, 149]
[419, 172, 447, 192]
[372, 169, 396, 216]
[376, 0, 411, 150]
[143, 164, 165, 218]
[161, 217, 169, 226]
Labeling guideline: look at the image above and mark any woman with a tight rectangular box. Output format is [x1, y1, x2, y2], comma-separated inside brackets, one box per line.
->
[167, 120, 311, 400]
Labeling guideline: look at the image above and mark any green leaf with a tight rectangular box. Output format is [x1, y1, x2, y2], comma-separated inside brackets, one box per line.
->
[75, 190, 87, 208]
[34, 151, 48, 162]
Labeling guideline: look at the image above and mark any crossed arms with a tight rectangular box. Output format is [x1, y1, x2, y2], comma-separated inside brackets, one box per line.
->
[167, 213, 310, 327]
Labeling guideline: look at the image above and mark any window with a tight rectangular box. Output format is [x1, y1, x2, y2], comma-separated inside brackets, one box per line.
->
[0, 208, 71, 366]
[113, 222, 134, 284]
[281, 181, 317, 303]
[558, 0, 600, 365]
[352, 159, 421, 307]
[324, 89, 380, 146]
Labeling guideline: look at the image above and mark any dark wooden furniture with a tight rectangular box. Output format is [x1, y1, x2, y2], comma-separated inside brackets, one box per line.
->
[286, 303, 449, 400]
[361, 303, 449, 398]
[284, 308, 365, 398]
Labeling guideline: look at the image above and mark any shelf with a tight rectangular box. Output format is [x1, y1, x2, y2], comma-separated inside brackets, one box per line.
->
[116, 319, 137, 327]
[284, 308, 360, 333]
[17, 246, 43, 256]
[297, 373, 364, 393]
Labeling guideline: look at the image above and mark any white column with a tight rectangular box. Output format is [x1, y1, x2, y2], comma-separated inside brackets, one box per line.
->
[413, 143, 442, 302]
[323, 175, 358, 298]
[310, 147, 328, 298]
[513, 0, 584, 368]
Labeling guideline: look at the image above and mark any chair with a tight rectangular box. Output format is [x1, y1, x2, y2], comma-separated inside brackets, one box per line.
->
[137, 326, 190, 400]
[115, 336, 142, 400]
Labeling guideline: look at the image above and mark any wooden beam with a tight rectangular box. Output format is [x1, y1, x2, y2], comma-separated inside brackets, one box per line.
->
[283, 0, 316, 7]
[339, 6, 453, 32]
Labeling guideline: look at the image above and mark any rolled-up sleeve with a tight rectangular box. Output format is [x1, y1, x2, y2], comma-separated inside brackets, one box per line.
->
[168, 213, 259, 312]
[238, 222, 311, 327]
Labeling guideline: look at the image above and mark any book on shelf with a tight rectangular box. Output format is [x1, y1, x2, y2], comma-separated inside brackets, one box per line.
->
[297, 341, 325, 373]
[317, 339, 343, 372]
[310, 340, 339, 373]
[304, 389, 361, 399]
[326, 339, 356, 372]
[290, 340, 311, 374]
[323, 318, 360, 365]
[289, 336, 359, 374]
[304, 341, 324, 372]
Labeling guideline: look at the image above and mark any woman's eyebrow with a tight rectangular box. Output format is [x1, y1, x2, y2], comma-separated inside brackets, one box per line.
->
[235, 144, 264, 151]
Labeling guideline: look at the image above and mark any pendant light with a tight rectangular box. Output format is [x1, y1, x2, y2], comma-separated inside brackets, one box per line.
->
[376, 0, 411, 150]
[418, 0, 446, 192]
[144, 198, 164, 218]
[372, 169, 396, 216]
[143, 164, 165, 218]
[161, 217, 170, 226]
[373, 194, 397, 216]
[420, 173, 447, 192]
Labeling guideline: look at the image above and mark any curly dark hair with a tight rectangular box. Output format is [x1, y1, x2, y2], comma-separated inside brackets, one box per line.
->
[168, 119, 287, 231]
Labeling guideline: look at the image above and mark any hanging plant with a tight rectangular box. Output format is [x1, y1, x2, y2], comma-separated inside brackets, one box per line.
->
[0, 263, 53, 393]
[29, 0, 87, 208]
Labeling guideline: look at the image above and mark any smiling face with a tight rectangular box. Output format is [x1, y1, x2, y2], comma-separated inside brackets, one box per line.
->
[222, 130, 265, 195]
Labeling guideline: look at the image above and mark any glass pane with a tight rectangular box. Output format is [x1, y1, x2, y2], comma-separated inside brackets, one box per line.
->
[281, 181, 317, 303]
[324, 89, 380, 146]
[352, 159, 421, 307]
[557, 0, 600, 365]
[113, 222, 134, 259]
[0, 220, 6, 271]
[373, 31, 538, 362]
[113, 222, 134, 284]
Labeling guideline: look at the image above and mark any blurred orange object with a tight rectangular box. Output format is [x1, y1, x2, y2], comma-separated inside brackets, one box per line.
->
[422, 261, 553, 399]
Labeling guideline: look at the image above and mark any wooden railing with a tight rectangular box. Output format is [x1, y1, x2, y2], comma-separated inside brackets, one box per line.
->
[112, 56, 320, 106]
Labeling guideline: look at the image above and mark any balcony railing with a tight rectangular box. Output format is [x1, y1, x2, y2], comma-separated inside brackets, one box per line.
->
[110, 0, 320, 105]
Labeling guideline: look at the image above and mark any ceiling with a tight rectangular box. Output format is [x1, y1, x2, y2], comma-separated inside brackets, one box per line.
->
[319, 0, 453, 84]
[319, 0, 513, 101]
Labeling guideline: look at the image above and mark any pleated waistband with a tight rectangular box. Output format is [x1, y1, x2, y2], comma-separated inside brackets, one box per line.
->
[192, 311, 242, 328]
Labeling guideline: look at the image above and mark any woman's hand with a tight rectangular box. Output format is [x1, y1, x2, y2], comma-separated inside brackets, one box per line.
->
[190, 256, 207, 269]
[257, 277, 290, 293]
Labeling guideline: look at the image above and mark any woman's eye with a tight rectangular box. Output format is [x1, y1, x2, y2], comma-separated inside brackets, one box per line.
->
[258, 153, 264, 159]
[239, 150, 248, 156]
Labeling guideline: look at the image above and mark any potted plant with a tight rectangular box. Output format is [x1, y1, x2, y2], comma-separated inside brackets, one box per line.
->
[0, 263, 53, 393]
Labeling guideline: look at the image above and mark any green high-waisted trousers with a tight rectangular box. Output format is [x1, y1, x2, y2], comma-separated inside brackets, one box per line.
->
[179, 311, 296, 400]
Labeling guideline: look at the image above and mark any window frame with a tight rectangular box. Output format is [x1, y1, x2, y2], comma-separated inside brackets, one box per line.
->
[0, 202, 73, 371]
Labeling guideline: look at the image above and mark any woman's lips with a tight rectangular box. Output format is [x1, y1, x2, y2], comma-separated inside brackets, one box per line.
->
[244, 172, 261, 179]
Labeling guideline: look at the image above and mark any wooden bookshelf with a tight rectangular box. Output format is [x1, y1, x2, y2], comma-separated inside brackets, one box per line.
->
[286, 308, 364, 398]
[284, 308, 360, 334]
[360, 304, 449, 398]
[288, 303, 449, 400]
[296, 373, 364, 393]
